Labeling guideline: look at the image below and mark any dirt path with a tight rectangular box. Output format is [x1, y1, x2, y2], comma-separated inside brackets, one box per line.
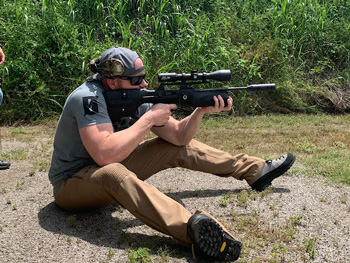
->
[0, 125, 349, 262]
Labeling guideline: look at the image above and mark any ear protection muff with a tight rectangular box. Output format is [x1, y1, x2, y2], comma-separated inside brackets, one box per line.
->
[89, 57, 126, 78]
[100, 58, 125, 78]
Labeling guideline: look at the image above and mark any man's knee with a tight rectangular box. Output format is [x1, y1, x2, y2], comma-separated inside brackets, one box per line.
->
[94, 163, 136, 186]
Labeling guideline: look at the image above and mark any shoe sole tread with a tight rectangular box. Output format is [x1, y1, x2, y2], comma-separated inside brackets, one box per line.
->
[188, 215, 242, 261]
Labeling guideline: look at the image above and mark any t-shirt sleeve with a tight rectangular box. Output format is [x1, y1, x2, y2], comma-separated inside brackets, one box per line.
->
[68, 86, 111, 129]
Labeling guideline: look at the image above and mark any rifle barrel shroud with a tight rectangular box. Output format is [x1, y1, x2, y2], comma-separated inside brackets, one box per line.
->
[103, 70, 276, 122]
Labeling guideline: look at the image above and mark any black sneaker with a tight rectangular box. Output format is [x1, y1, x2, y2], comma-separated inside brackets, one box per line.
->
[0, 160, 10, 170]
[187, 213, 242, 261]
[250, 153, 296, 192]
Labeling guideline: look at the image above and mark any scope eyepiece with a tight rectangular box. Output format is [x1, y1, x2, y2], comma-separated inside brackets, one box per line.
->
[158, 70, 231, 82]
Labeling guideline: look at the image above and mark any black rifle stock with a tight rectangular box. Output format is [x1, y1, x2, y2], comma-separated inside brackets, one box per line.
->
[103, 70, 275, 123]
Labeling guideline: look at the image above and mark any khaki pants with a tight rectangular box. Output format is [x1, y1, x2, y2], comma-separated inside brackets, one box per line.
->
[53, 138, 264, 244]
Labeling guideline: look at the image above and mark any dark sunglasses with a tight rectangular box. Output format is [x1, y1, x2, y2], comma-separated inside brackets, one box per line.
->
[116, 75, 146, 85]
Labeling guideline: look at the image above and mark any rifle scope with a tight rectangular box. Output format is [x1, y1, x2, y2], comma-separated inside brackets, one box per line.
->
[158, 70, 231, 83]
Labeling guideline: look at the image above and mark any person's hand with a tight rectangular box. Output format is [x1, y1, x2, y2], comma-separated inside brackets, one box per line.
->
[148, 103, 177, 126]
[0, 47, 5, 65]
[198, 95, 233, 114]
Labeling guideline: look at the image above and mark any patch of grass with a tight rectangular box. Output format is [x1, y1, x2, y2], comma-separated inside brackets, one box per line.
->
[128, 247, 151, 263]
[156, 246, 171, 263]
[2, 149, 27, 160]
[302, 237, 317, 260]
[67, 215, 78, 228]
[270, 243, 288, 262]
[9, 128, 33, 135]
[15, 180, 24, 190]
[33, 159, 51, 172]
[320, 197, 328, 203]
[289, 215, 305, 228]
[1, 124, 56, 175]
[198, 114, 350, 186]
[340, 194, 348, 204]
[232, 211, 306, 261]
[6, 198, 12, 205]
[220, 189, 268, 209]
[236, 190, 255, 208]
[113, 204, 124, 213]
[29, 169, 35, 176]
[107, 247, 115, 260]
[219, 195, 229, 207]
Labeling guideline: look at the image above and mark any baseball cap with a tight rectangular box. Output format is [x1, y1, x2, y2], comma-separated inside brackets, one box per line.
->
[87, 46, 145, 81]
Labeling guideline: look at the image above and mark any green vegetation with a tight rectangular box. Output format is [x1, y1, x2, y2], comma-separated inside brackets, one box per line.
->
[107, 247, 115, 261]
[128, 247, 152, 263]
[0, 0, 349, 122]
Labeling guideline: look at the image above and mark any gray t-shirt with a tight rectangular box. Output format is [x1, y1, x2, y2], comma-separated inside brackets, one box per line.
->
[48, 81, 151, 186]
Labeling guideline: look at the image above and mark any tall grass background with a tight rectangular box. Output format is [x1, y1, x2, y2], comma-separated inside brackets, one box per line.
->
[0, 0, 349, 122]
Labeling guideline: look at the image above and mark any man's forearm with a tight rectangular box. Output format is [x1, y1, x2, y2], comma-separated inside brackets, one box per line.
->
[172, 95, 231, 145]
[101, 116, 155, 165]
[175, 107, 206, 145]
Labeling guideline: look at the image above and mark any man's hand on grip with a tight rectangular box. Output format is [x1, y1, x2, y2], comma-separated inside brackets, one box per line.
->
[148, 103, 177, 127]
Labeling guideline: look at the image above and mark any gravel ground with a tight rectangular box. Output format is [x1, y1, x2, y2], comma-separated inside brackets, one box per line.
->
[0, 129, 349, 262]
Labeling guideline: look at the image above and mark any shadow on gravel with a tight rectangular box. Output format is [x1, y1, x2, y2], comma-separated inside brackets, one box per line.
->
[37, 187, 289, 261]
[38, 202, 191, 261]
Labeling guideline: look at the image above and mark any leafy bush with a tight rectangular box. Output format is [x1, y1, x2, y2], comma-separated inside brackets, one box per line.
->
[0, 0, 349, 122]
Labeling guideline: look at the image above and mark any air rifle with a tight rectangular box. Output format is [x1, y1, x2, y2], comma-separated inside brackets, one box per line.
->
[103, 70, 275, 123]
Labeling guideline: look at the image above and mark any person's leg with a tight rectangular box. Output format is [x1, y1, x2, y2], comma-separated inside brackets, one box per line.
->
[53, 163, 192, 244]
[0, 96, 11, 170]
[187, 210, 242, 261]
[122, 138, 265, 185]
[53, 144, 246, 260]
